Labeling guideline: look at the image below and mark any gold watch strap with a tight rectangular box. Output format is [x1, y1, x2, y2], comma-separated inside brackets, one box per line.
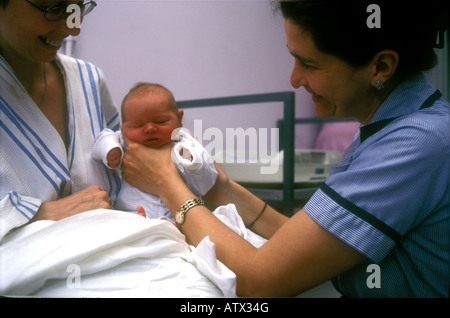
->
[175, 198, 205, 226]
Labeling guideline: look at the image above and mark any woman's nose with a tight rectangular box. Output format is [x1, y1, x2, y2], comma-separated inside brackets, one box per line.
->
[57, 15, 82, 36]
[290, 61, 307, 89]
[64, 24, 81, 37]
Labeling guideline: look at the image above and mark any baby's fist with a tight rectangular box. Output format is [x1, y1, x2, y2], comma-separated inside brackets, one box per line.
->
[107, 147, 122, 168]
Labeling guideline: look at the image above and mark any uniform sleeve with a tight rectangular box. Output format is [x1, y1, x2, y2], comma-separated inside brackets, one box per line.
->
[303, 120, 448, 263]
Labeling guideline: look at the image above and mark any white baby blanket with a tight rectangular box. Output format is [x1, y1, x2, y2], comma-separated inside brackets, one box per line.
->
[0, 204, 266, 297]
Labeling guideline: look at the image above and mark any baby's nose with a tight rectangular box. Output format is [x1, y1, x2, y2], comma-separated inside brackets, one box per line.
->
[143, 123, 157, 133]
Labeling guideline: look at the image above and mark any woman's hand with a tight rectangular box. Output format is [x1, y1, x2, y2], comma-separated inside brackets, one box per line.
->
[30, 185, 112, 222]
[121, 136, 183, 197]
[202, 161, 234, 207]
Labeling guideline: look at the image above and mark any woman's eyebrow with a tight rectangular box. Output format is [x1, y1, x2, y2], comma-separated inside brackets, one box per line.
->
[286, 45, 315, 64]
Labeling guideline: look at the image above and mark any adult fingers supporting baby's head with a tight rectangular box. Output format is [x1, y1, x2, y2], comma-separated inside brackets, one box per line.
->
[121, 129, 132, 146]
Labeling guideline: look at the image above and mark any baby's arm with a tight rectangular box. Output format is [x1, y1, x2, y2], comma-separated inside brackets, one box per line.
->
[92, 128, 124, 169]
[171, 128, 218, 197]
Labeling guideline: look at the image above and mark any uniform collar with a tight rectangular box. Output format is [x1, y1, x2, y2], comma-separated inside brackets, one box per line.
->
[359, 73, 439, 143]
[368, 73, 437, 125]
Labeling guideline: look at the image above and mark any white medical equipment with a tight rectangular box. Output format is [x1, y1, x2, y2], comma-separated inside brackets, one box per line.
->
[217, 149, 342, 209]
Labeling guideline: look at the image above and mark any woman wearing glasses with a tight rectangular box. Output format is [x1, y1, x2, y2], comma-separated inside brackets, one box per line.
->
[0, 0, 120, 239]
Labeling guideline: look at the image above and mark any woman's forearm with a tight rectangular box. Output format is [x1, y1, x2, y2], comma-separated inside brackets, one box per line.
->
[201, 163, 288, 239]
[162, 172, 288, 241]
[222, 180, 288, 239]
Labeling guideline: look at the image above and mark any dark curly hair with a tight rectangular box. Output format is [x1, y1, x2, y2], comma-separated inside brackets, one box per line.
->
[276, 0, 448, 80]
[0, 0, 9, 9]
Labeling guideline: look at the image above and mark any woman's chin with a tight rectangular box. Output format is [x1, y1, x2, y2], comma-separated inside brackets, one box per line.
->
[314, 100, 336, 119]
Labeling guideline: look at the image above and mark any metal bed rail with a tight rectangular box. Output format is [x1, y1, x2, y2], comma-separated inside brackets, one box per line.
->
[177, 92, 296, 213]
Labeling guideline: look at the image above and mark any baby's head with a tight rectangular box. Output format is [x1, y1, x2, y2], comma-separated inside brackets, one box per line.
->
[121, 82, 184, 148]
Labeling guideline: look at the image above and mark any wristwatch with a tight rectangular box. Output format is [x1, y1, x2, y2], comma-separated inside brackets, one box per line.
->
[175, 198, 205, 227]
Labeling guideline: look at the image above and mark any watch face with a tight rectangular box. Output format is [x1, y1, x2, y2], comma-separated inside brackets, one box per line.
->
[175, 212, 184, 224]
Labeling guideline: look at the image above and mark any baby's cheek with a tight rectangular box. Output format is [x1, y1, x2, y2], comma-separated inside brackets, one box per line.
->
[126, 129, 145, 143]
[160, 128, 174, 143]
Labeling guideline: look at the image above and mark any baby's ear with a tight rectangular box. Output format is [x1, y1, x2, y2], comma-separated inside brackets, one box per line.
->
[177, 109, 184, 123]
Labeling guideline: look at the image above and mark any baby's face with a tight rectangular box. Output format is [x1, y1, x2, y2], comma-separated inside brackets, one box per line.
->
[121, 93, 183, 148]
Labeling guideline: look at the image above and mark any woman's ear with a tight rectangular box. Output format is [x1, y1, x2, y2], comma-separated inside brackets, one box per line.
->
[370, 50, 399, 88]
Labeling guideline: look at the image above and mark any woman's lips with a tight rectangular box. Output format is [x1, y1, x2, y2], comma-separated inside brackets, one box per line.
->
[306, 87, 322, 99]
[307, 89, 323, 101]
[39, 36, 63, 48]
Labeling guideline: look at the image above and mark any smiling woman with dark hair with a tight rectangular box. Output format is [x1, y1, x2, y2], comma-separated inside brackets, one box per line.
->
[121, 0, 449, 297]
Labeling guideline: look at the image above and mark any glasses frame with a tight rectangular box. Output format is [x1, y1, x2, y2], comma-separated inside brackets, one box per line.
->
[24, 0, 97, 21]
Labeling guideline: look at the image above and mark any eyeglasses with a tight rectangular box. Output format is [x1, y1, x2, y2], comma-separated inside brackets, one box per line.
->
[24, 1, 97, 21]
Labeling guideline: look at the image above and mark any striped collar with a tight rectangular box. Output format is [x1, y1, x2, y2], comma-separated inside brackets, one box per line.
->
[360, 73, 440, 143]
[368, 73, 438, 124]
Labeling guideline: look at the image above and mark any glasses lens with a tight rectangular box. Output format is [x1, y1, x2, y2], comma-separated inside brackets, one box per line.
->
[43, 2, 97, 21]
[45, 5, 68, 21]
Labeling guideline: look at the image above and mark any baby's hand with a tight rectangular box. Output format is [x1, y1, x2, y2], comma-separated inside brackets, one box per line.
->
[107, 147, 122, 168]
[136, 206, 146, 217]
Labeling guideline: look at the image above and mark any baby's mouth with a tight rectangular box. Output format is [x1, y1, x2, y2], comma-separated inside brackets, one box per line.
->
[145, 138, 161, 144]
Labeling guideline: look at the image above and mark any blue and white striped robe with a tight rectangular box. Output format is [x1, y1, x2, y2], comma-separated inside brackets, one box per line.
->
[0, 54, 121, 239]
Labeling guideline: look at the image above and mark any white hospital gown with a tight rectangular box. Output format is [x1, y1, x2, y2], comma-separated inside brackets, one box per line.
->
[0, 54, 121, 239]
[91, 128, 218, 221]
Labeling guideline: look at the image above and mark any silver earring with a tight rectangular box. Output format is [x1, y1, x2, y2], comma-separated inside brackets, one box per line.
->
[373, 80, 384, 90]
